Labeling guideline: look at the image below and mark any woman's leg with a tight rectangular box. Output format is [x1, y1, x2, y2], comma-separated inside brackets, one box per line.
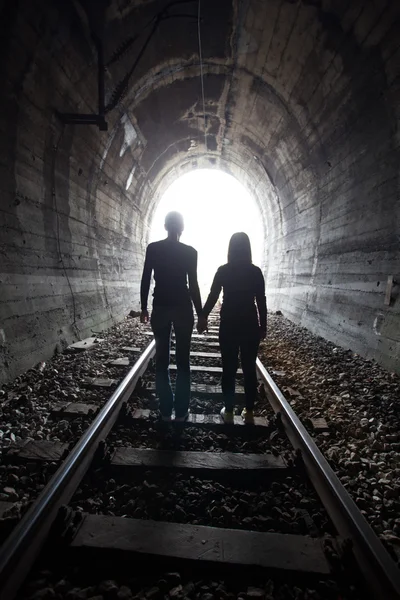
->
[173, 305, 194, 418]
[151, 307, 174, 418]
[240, 335, 260, 410]
[219, 330, 239, 412]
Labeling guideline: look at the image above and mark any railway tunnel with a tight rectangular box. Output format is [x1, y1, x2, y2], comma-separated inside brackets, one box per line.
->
[1, 0, 399, 384]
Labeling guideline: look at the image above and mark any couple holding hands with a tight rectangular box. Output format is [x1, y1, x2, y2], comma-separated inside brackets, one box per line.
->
[140, 211, 266, 424]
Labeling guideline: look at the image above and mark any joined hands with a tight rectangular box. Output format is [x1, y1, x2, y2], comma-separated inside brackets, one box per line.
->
[197, 315, 208, 334]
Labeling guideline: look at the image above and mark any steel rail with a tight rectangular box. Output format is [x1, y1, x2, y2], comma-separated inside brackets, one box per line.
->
[0, 339, 156, 600]
[256, 358, 400, 600]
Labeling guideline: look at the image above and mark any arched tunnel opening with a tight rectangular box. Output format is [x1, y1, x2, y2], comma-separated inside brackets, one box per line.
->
[0, 0, 399, 383]
[149, 169, 265, 299]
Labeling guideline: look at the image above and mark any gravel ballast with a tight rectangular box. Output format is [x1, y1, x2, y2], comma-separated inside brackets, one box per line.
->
[1, 309, 399, 568]
[0, 318, 147, 451]
[260, 312, 400, 564]
[109, 419, 292, 457]
[0, 317, 148, 518]
[70, 471, 331, 536]
[18, 565, 363, 600]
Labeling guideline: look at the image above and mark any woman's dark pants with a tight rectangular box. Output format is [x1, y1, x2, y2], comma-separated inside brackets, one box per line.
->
[219, 328, 259, 412]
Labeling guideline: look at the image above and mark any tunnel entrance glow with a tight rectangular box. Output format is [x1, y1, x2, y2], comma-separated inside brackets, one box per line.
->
[149, 170, 264, 300]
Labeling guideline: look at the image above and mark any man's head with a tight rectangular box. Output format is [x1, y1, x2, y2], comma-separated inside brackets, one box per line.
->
[164, 211, 184, 237]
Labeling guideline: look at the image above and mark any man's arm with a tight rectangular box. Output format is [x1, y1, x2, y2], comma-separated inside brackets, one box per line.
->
[255, 268, 267, 338]
[140, 245, 153, 321]
[202, 268, 222, 317]
[187, 249, 203, 317]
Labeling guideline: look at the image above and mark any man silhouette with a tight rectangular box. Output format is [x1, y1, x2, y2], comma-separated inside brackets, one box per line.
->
[140, 212, 206, 421]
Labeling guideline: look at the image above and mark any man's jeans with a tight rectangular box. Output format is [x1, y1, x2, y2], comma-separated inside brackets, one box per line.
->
[151, 304, 194, 418]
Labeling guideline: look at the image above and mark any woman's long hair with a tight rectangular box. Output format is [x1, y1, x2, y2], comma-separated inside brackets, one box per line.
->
[227, 232, 252, 264]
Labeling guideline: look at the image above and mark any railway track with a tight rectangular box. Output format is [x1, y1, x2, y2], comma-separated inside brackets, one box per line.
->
[0, 316, 399, 600]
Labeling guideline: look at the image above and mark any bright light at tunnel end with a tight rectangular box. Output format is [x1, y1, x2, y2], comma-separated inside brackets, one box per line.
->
[149, 170, 264, 298]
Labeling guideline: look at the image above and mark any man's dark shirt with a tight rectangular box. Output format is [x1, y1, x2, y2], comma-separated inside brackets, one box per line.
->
[140, 239, 202, 316]
[203, 262, 267, 332]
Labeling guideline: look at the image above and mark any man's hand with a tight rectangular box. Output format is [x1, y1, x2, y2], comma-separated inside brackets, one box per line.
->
[260, 327, 266, 340]
[140, 309, 149, 324]
[197, 315, 208, 334]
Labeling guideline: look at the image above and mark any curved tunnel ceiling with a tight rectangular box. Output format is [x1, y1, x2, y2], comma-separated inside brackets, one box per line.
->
[92, 0, 290, 236]
[81, 0, 399, 248]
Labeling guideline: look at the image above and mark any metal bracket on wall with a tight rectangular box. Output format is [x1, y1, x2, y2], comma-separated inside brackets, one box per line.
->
[56, 113, 107, 130]
[56, 34, 107, 131]
[384, 275, 396, 306]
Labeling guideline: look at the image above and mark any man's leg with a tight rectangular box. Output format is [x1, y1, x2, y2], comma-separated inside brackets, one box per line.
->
[219, 331, 239, 413]
[173, 306, 194, 418]
[151, 307, 174, 418]
[240, 335, 260, 411]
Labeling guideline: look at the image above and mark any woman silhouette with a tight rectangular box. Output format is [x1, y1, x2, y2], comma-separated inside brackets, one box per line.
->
[201, 232, 267, 423]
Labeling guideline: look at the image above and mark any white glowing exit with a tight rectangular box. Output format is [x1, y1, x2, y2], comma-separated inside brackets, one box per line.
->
[149, 170, 264, 300]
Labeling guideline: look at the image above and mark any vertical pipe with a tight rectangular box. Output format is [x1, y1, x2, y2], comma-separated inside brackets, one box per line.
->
[98, 37, 105, 119]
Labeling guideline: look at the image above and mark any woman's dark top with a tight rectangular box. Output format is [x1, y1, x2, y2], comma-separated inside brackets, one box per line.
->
[203, 262, 267, 335]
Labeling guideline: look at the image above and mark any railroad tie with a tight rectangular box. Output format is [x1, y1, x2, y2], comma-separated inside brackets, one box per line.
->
[169, 364, 243, 374]
[143, 331, 219, 340]
[0, 501, 17, 518]
[170, 350, 221, 358]
[51, 402, 99, 418]
[66, 337, 105, 353]
[145, 382, 246, 398]
[109, 448, 285, 473]
[129, 408, 269, 428]
[70, 516, 332, 575]
[45, 381, 246, 422]
[6, 410, 271, 464]
[6, 440, 69, 462]
[190, 340, 220, 348]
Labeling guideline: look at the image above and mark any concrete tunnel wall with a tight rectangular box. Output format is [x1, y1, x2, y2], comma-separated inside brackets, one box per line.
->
[0, 0, 399, 384]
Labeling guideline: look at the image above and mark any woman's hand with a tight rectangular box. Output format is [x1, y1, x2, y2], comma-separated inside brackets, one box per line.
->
[140, 309, 149, 324]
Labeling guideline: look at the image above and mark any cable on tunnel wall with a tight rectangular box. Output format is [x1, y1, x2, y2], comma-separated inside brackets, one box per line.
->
[105, 1, 199, 115]
[197, 0, 207, 151]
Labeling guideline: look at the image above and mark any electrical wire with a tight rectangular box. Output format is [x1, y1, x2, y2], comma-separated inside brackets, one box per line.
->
[197, 0, 207, 151]
[105, 2, 198, 114]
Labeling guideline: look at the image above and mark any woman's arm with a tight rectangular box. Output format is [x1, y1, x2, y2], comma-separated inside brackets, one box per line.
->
[202, 268, 223, 317]
[140, 244, 154, 322]
[255, 268, 267, 337]
[187, 249, 203, 317]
